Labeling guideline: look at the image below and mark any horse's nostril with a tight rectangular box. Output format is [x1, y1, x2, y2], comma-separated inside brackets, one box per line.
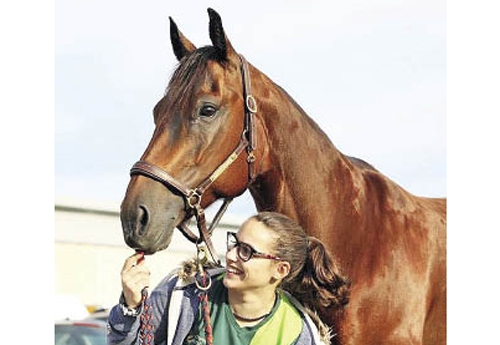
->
[137, 205, 149, 236]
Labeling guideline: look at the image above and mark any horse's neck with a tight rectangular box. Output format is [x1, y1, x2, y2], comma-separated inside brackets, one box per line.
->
[249, 75, 365, 248]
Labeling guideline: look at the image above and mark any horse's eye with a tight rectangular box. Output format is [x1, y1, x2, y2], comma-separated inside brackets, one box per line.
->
[199, 105, 218, 118]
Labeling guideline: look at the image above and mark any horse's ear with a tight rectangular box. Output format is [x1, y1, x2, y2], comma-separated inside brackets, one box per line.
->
[169, 17, 196, 61]
[207, 8, 237, 60]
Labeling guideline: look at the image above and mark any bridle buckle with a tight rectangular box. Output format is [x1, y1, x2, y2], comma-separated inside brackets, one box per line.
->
[187, 189, 202, 208]
[246, 95, 258, 113]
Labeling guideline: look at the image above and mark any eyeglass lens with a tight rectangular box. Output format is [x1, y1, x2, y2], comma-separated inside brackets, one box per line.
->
[227, 232, 253, 262]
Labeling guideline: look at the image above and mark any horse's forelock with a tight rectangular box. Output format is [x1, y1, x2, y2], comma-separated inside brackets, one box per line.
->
[164, 46, 225, 110]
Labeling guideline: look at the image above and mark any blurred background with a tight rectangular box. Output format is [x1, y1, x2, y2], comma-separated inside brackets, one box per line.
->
[54, 197, 242, 320]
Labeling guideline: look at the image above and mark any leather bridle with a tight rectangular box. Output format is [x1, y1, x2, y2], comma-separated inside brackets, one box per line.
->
[129, 55, 257, 265]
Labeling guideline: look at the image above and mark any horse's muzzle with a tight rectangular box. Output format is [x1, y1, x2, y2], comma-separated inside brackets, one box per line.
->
[120, 179, 185, 254]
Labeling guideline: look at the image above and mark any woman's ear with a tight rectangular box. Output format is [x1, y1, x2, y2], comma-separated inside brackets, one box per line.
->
[273, 261, 291, 280]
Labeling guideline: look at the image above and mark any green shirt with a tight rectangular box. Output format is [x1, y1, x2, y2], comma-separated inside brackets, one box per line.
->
[183, 274, 303, 345]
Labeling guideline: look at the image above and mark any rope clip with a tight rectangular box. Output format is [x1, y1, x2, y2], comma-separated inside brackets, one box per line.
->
[195, 245, 212, 291]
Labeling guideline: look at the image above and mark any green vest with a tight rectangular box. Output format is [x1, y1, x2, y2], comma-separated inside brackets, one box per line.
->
[183, 275, 303, 345]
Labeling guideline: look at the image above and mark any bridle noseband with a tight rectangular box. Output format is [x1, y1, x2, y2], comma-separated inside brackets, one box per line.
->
[129, 55, 257, 264]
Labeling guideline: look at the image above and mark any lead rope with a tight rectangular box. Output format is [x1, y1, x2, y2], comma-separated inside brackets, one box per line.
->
[195, 245, 214, 345]
[137, 247, 214, 345]
[138, 288, 154, 345]
[198, 272, 213, 345]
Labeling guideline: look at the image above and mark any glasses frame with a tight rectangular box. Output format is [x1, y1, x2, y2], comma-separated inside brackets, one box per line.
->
[226, 231, 282, 262]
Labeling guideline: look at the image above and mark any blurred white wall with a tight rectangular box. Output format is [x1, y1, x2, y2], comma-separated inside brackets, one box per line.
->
[55, 197, 243, 309]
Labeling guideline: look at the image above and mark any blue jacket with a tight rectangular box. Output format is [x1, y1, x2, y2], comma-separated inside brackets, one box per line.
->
[107, 267, 325, 345]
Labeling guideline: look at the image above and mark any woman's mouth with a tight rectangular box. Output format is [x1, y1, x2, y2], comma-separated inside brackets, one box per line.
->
[226, 266, 243, 276]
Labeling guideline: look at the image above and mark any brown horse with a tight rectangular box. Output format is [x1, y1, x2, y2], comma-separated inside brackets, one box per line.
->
[120, 8, 446, 345]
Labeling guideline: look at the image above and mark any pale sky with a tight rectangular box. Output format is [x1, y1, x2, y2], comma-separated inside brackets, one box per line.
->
[55, 0, 446, 217]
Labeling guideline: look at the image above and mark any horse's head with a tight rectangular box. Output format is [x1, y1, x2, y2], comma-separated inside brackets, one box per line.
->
[120, 9, 258, 254]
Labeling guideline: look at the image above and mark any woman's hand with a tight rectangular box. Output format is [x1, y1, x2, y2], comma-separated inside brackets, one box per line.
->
[121, 252, 150, 308]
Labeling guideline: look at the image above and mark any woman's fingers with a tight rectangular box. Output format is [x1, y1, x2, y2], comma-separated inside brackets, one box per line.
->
[121, 252, 151, 308]
[122, 251, 145, 272]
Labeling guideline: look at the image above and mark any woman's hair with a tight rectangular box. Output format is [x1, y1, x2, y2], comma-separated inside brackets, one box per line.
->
[250, 212, 350, 312]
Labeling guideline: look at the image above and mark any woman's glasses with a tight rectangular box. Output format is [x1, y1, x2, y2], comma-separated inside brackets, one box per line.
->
[226, 232, 282, 262]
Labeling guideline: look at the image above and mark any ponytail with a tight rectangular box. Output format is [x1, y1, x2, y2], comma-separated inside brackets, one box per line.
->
[250, 212, 350, 315]
[283, 237, 350, 312]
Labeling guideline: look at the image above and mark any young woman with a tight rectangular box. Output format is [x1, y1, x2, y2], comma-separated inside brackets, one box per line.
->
[107, 212, 349, 345]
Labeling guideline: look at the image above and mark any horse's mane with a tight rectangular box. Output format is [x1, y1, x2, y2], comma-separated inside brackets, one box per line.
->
[275, 85, 379, 173]
[346, 156, 378, 171]
[274, 84, 331, 138]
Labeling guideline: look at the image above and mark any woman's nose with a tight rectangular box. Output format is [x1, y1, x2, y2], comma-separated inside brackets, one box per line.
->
[226, 245, 238, 262]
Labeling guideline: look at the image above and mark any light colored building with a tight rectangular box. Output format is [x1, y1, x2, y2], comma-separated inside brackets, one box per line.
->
[55, 197, 244, 311]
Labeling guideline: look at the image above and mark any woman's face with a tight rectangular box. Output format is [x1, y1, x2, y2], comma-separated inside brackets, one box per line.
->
[223, 218, 283, 292]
